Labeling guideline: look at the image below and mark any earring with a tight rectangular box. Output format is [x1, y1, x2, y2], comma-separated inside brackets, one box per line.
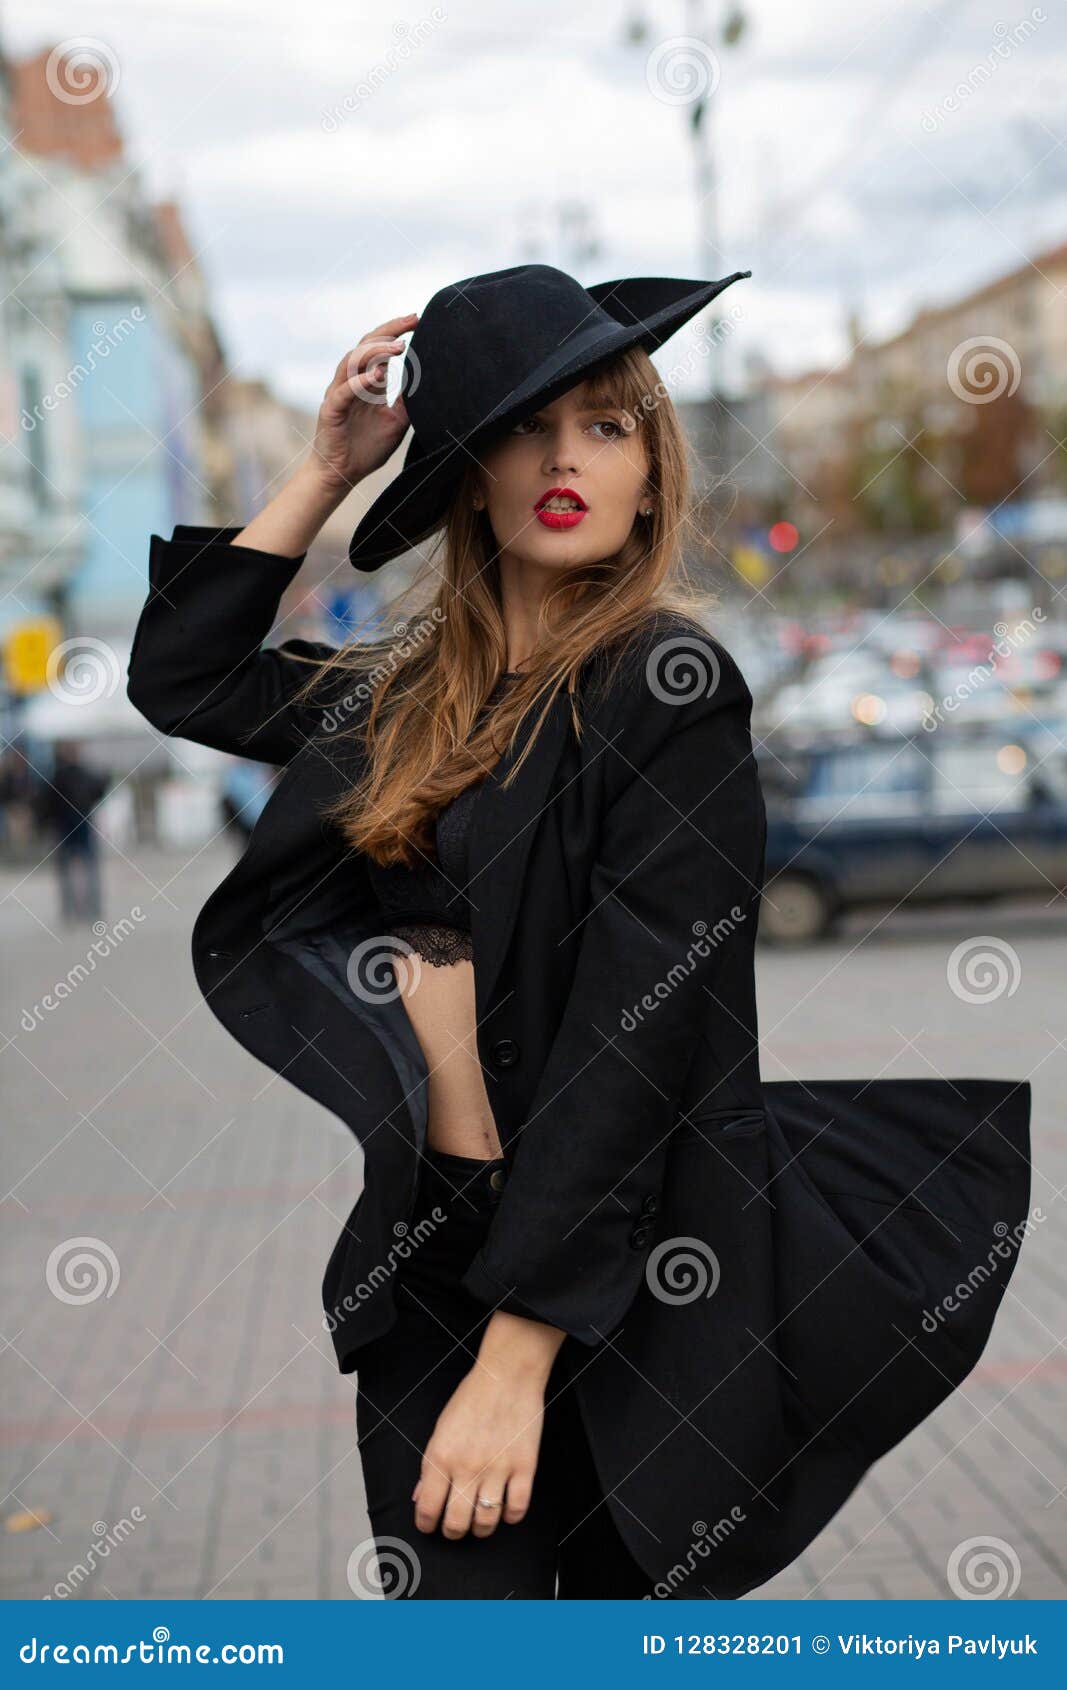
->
[642, 506, 654, 518]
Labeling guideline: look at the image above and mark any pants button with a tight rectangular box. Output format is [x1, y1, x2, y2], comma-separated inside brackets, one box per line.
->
[489, 1167, 506, 1192]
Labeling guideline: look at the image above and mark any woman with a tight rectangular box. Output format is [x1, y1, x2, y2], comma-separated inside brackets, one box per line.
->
[127, 264, 1031, 1601]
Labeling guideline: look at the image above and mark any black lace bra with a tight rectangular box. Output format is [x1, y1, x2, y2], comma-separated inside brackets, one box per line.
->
[365, 673, 520, 967]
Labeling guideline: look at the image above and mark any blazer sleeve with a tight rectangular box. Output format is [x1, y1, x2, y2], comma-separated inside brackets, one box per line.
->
[126, 524, 337, 765]
[459, 627, 765, 1345]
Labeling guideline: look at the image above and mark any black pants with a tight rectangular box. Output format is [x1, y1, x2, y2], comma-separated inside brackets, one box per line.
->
[353, 1146, 653, 1599]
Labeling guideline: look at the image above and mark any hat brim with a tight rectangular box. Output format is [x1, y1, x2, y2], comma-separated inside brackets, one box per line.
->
[347, 268, 751, 572]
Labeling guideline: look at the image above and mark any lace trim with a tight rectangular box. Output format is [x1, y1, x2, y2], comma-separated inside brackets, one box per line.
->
[391, 922, 473, 967]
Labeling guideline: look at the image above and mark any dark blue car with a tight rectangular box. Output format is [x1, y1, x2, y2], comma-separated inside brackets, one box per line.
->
[757, 722, 1067, 943]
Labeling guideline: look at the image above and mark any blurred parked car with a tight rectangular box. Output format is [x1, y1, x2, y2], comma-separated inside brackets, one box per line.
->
[760, 652, 935, 740]
[756, 723, 1067, 943]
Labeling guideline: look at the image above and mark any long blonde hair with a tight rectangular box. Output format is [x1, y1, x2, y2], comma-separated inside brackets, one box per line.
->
[294, 345, 724, 867]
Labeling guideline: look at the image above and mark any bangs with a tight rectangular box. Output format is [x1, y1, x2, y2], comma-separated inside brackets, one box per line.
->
[577, 350, 659, 429]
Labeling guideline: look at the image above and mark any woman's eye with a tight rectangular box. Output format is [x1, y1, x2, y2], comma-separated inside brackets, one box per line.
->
[512, 417, 541, 435]
[592, 418, 623, 440]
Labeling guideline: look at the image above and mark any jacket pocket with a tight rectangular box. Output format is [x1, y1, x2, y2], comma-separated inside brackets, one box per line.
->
[673, 1105, 766, 1144]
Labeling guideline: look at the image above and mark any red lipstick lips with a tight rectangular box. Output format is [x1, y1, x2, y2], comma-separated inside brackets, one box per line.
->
[534, 486, 588, 529]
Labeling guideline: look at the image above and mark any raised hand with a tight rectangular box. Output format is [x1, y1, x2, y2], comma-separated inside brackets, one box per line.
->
[307, 312, 419, 496]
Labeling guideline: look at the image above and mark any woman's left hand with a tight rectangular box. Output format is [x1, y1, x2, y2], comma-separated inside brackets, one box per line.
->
[412, 1312, 566, 1538]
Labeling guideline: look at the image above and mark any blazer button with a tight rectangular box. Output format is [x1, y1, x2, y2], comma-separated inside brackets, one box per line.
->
[490, 1038, 520, 1069]
[630, 1223, 651, 1250]
[641, 1195, 658, 1217]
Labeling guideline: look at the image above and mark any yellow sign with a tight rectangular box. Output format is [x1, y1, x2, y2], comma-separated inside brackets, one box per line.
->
[4, 618, 62, 694]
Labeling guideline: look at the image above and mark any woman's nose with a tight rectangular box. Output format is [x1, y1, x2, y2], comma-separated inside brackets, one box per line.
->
[543, 434, 583, 475]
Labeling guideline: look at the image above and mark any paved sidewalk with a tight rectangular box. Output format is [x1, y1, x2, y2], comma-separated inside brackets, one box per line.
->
[2, 843, 1064, 1599]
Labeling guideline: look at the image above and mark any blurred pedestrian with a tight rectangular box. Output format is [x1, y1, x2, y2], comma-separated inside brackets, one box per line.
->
[33, 740, 111, 926]
[0, 744, 39, 857]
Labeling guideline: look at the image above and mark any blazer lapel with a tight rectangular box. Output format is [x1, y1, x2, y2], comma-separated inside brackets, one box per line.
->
[467, 688, 573, 1023]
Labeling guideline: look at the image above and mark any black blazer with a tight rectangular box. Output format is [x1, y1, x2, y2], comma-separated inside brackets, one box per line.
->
[127, 525, 1032, 1599]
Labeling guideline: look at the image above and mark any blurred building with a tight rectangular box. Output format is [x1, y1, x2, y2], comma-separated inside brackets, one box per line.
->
[0, 41, 224, 638]
[0, 46, 82, 636]
[694, 240, 1067, 600]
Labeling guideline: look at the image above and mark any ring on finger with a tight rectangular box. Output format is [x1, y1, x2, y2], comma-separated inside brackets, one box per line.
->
[476, 1494, 502, 1510]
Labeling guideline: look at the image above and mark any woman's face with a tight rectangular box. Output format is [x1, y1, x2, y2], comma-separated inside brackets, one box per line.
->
[471, 378, 651, 574]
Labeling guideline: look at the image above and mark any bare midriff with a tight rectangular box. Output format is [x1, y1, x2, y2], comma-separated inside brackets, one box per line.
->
[393, 952, 505, 1160]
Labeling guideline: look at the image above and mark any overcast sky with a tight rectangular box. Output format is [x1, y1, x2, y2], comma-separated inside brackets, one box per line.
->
[6, 0, 1065, 409]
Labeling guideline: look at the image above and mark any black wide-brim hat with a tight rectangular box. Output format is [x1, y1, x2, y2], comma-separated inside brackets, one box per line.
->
[348, 261, 752, 572]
